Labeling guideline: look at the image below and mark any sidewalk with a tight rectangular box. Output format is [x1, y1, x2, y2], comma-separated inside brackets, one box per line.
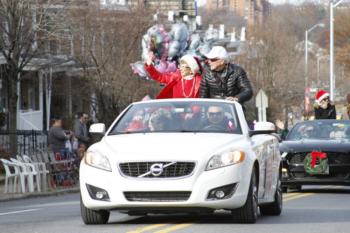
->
[0, 175, 80, 202]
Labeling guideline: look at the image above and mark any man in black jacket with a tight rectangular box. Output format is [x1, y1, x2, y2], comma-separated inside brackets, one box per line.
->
[74, 112, 90, 147]
[200, 46, 253, 105]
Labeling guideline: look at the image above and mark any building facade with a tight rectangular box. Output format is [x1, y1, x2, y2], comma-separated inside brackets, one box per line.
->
[0, 1, 94, 131]
[127, 0, 196, 16]
[206, 0, 270, 25]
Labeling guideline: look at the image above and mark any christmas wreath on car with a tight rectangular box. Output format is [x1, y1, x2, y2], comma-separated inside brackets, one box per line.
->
[304, 151, 329, 175]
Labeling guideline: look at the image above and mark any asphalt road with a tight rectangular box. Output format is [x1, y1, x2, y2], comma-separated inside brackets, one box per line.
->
[1, 186, 350, 233]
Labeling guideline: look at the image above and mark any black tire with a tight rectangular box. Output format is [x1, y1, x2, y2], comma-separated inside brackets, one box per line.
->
[80, 197, 110, 225]
[260, 177, 283, 216]
[231, 170, 258, 224]
[282, 186, 288, 193]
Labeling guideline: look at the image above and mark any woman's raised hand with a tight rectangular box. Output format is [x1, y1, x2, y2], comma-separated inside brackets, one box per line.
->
[146, 51, 156, 66]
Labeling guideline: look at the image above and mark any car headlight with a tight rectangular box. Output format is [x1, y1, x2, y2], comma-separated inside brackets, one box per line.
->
[206, 151, 245, 171]
[84, 151, 112, 172]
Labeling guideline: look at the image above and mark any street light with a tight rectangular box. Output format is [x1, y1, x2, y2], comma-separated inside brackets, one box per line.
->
[304, 23, 324, 117]
[317, 55, 329, 86]
[330, 0, 345, 101]
[305, 23, 325, 90]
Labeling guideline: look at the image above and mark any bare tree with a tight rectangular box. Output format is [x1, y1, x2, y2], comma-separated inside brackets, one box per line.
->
[67, 6, 158, 125]
[333, 9, 350, 97]
[198, 3, 327, 121]
[236, 5, 309, 121]
[273, 3, 327, 41]
[0, 0, 68, 154]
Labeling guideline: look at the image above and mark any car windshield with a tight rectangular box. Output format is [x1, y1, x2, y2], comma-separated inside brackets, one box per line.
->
[109, 101, 242, 135]
[286, 120, 350, 140]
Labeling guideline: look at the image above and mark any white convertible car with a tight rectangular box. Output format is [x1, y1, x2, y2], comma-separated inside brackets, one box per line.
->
[80, 99, 282, 224]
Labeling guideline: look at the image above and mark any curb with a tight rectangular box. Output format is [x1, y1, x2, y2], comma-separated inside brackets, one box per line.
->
[0, 187, 80, 202]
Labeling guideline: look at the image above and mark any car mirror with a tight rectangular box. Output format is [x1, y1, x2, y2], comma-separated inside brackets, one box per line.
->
[280, 133, 286, 141]
[273, 133, 282, 143]
[89, 123, 106, 134]
[249, 122, 276, 137]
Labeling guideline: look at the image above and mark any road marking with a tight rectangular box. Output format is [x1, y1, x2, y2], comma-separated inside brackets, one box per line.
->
[0, 208, 40, 216]
[153, 223, 193, 233]
[16, 201, 79, 209]
[128, 192, 313, 233]
[284, 193, 314, 202]
[126, 224, 169, 233]
[283, 193, 300, 198]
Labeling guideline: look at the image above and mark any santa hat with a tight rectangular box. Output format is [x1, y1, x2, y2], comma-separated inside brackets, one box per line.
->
[315, 90, 329, 104]
[180, 55, 201, 74]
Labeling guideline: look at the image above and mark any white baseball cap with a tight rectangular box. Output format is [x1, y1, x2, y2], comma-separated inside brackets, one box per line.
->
[205, 46, 229, 61]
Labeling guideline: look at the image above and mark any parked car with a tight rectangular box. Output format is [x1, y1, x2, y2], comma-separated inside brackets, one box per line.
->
[79, 99, 282, 224]
[280, 120, 350, 191]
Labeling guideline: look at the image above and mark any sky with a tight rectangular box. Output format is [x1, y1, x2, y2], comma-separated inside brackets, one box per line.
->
[196, 0, 304, 6]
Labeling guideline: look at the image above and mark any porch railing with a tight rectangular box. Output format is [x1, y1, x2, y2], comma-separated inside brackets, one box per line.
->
[0, 130, 48, 156]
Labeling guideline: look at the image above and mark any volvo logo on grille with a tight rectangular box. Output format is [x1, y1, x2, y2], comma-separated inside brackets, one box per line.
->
[150, 163, 164, 177]
[138, 162, 177, 178]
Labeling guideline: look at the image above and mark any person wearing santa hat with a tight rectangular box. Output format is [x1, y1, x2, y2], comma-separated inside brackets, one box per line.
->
[314, 90, 336, 119]
[144, 52, 202, 99]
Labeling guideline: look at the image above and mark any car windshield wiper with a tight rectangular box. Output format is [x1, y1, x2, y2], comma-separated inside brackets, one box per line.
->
[178, 130, 198, 133]
[142, 130, 198, 133]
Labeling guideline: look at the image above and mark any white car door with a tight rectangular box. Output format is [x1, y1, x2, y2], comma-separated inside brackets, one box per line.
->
[251, 136, 268, 200]
[264, 139, 276, 200]
[251, 135, 277, 202]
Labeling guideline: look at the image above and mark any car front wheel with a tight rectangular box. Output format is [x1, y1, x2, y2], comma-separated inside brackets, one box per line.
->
[80, 197, 110, 224]
[260, 177, 282, 216]
[231, 170, 258, 223]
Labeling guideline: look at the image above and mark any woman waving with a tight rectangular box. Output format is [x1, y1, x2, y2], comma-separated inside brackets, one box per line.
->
[145, 52, 202, 99]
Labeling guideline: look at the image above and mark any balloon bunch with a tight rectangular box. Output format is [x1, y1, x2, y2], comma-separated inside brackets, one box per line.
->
[167, 23, 189, 60]
[131, 22, 214, 80]
[141, 24, 169, 62]
[131, 24, 173, 79]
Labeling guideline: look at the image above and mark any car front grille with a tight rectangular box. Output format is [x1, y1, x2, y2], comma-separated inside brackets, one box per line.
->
[287, 152, 350, 165]
[287, 151, 350, 177]
[289, 153, 307, 164]
[327, 152, 350, 164]
[124, 192, 191, 202]
[119, 162, 195, 178]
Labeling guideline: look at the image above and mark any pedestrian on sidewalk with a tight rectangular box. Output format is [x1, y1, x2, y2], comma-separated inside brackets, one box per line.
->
[48, 117, 72, 154]
[74, 112, 90, 149]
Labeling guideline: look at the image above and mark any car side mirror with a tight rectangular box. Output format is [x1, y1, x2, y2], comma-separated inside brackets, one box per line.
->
[249, 122, 276, 137]
[89, 123, 106, 134]
[280, 133, 286, 141]
[273, 133, 282, 143]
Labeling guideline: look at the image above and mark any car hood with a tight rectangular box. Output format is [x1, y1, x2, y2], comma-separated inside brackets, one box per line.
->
[93, 133, 247, 161]
[280, 139, 350, 153]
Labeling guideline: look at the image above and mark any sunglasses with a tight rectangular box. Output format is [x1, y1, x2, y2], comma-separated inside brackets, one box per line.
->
[208, 112, 223, 117]
[208, 58, 219, 62]
[320, 98, 329, 103]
